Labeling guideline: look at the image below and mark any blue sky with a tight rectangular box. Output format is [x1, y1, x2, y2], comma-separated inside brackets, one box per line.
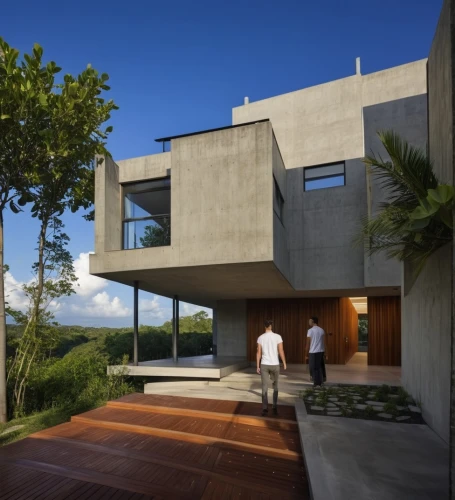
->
[2, 0, 442, 326]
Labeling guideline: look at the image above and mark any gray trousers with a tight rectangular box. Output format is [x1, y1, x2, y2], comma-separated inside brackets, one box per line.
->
[261, 364, 280, 410]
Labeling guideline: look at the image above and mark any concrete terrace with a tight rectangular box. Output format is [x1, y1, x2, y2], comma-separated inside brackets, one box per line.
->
[142, 353, 402, 405]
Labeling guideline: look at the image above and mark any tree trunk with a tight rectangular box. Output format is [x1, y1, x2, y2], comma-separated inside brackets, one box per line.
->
[0, 212, 7, 422]
[29, 220, 47, 331]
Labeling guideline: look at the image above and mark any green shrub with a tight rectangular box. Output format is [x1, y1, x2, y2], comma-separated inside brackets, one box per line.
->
[383, 401, 398, 416]
[364, 405, 375, 418]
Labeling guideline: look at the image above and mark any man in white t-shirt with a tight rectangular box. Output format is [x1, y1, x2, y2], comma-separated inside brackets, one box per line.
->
[305, 316, 327, 387]
[257, 319, 287, 416]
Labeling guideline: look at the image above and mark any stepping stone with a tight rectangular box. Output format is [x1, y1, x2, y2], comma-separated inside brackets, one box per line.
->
[0, 425, 24, 436]
[311, 406, 325, 411]
[305, 397, 314, 401]
[396, 416, 411, 422]
[336, 402, 347, 406]
[326, 403, 337, 408]
[373, 406, 383, 412]
[366, 401, 384, 406]
[327, 411, 342, 416]
[328, 397, 338, 402]
[408, 405, 421, 413]
[378, 413, 393, 419]
[389, 394, 399, 399]
[396, 406, 407, 411]
[355, 404, 367, 410]
[352, 396, 362, 401]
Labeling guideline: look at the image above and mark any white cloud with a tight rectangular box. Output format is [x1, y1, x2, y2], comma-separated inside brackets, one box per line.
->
[73, 252, 107, 297]
[71, 291, 131, 318]
[139, 296, 167, 319]
[181, 303, 213, 318]
[4, 271, 29, 311]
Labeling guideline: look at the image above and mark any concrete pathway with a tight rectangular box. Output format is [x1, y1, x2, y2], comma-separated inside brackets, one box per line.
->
[144, 358, 402, 403]
[296, 400, 448, 500]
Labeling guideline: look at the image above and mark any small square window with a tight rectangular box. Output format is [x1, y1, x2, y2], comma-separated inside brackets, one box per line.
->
[304, 162, 345, 191]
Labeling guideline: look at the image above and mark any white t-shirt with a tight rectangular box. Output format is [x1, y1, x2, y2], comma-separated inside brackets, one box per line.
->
[307, 325, 325, 353]
[257, 331, 283, 365]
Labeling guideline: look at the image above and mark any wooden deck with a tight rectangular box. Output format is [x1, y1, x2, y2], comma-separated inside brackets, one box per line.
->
[0, 394, 309, 499]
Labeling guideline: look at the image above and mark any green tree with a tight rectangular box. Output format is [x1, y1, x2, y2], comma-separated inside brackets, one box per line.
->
[7, 219, 77, 416]
[358, 130, 453, 274]
[0, 38, 117, 421]
[139, 217, 171, 247]
[161, 311, 213, 334]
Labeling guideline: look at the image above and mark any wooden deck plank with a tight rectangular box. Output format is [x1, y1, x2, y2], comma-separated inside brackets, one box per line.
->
[72, 406, 299, 453]
[0, 394, 308, 499]
[117, 393, 296, 420]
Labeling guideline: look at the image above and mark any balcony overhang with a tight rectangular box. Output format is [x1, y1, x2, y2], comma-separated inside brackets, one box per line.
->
[89, 257, 400, 308]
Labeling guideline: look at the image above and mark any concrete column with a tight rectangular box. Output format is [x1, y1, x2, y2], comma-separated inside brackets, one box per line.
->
[172, 295, 179, 362]
[133, 281, 139, 366]
[212, 309, 218, 356]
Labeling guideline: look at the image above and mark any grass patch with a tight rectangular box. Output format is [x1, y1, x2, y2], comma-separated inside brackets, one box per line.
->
[0, 396, 118, 448]
[0, 406, 73, 447]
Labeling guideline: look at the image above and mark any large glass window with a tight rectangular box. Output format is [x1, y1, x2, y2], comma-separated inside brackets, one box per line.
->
[304, 162, 345, 191]
[273, 178, 284, 222]
[123, 178, 171, 249]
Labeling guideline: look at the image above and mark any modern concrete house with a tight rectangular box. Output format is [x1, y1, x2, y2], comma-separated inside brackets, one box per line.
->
[90, 1, 455, 446]
[90, 56, 427, 365]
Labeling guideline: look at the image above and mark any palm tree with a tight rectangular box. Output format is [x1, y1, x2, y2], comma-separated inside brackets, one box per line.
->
[358, 130, 453, 275]
[359, 130, 454, 497]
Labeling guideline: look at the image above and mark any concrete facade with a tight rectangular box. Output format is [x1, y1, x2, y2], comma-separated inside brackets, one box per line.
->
[216, 300, 247, 357]
[91, 60, 433, 372]
[402, 245, 452, 443]
[400, 0, 455, 446]
[91, 61, 428, 305]
[363, 95, 429, 288]
[232, 60, 427, 169]
[287, 159, 367, 291]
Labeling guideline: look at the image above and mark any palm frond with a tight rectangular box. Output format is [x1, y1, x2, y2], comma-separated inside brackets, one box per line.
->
[357, 130, 451, 276]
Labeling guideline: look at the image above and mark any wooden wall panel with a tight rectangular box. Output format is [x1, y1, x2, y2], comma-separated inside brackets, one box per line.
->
[368, 296, 401, 366]
[247, 298, 345, 364]
[339, 297, 358, 364]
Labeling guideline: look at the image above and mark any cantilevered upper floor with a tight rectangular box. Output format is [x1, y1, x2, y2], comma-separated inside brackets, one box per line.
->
[89, 59, 429, 306]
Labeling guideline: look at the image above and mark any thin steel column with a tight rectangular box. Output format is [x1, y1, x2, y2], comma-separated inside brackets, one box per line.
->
[133, 281, 139, 366]
[172, 295, 179, 362]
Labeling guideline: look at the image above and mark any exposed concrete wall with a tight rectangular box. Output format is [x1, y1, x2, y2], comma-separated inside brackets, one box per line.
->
[272, 134, 290, 281]
[233, 60, 427, 170]
[90, 122, 274, 274]
[428, 0, 454, 185]
[94, 156, 122, 253]
[401, 0, 454, 446]
[361, 60, 428, 107]
[118, 152, 171, 184]
[172, 121, 273, 266]
[287, 159, 366, 290]
[216, 300, 247, 357]
[234, 75, 363, 169]
[402, 245, 452, 443]
[363, 94, 428, 288]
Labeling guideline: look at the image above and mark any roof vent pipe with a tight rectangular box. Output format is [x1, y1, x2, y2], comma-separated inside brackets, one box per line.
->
[356, 57, 361, 76]
[244, 96, 249, 105]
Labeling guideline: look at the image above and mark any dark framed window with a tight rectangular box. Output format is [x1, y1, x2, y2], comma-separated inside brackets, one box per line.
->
[273, 177, 284, 222]
[123, 177, 171, 249]
[304, 162, 345, 191]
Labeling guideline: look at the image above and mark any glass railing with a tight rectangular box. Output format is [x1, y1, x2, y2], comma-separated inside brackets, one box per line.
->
[123, 215, 171, 249]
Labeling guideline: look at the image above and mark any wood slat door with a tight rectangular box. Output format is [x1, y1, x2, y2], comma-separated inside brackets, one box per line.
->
[247, 298, 347, 364]
[368, 296, 401, 366]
